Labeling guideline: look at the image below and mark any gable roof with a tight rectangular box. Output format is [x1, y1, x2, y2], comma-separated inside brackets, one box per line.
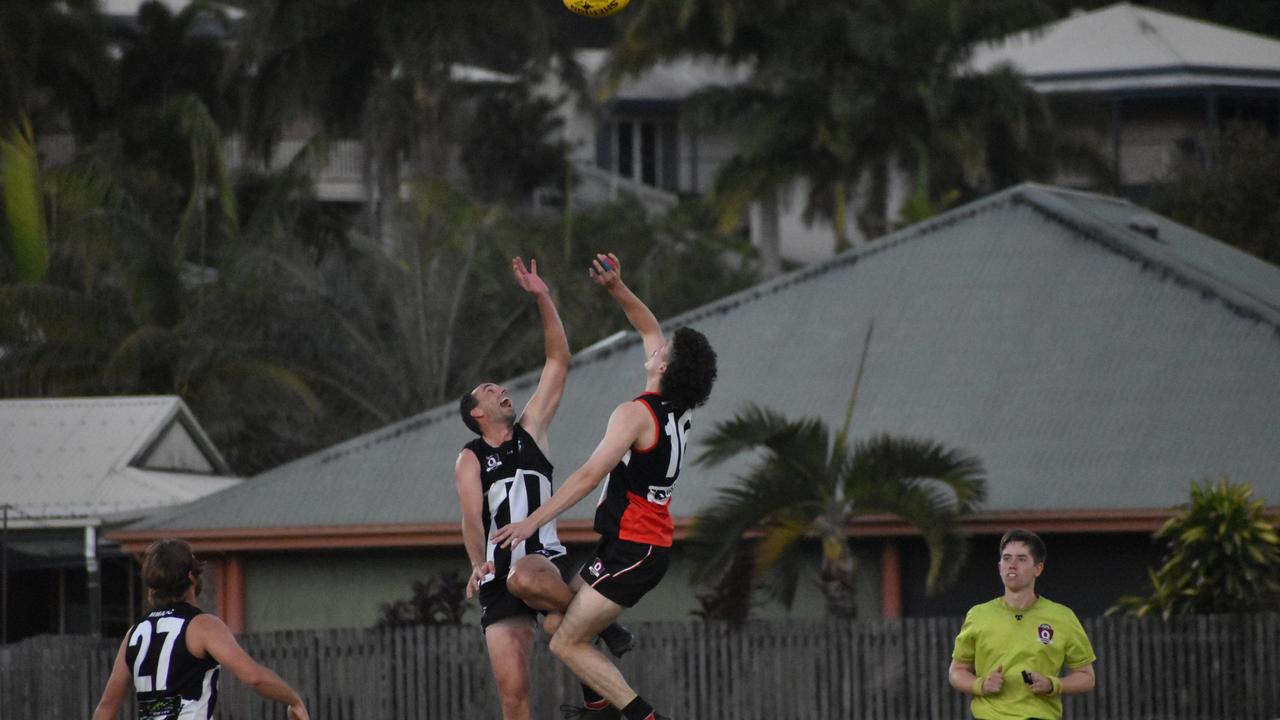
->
[970, 2, 1280, 93]
[1, 396, 239, 525]
[117, 184, 1280, 549]
[575, 49, 752, 102]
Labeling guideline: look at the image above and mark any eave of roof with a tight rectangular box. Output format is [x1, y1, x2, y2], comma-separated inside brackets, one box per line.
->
[971, 2, 1280, 95]
[108, 507, 1246, 554]
[116, 183, 1280, 536]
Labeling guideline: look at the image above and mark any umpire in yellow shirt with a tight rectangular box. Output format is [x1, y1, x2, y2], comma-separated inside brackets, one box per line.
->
[948, 529, 1096, 720]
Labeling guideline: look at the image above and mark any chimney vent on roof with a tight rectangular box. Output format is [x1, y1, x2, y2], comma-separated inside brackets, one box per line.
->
[1128, 215, 1161, 240]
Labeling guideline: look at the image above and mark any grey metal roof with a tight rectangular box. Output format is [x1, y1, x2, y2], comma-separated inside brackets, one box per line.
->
[970, 2, 1280, 93]
[127, 183, 1280, 534]
[1, 396, 240, 523]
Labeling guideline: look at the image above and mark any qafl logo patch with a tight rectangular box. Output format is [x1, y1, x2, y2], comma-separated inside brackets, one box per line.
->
[587, 560, 605, 578]
[485, 454, 502, 471]
[1037, 623, 1054, 645]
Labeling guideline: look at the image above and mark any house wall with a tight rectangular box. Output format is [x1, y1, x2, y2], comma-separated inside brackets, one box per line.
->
[900, 532, 1166, 619]
[236, 542, 882, 632]
[1113, 97, 1208, 186]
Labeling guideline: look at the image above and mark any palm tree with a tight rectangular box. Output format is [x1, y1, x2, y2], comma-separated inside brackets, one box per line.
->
[0, 97, 323, 474]
[609, 0, 1081, 254]
[231, 0, 569, 249]
[0, 0, 113, 136]
[688, 327, 986, 618]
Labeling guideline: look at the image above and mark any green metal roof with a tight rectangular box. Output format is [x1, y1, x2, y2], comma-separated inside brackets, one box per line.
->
[126, 184, 1280, 534]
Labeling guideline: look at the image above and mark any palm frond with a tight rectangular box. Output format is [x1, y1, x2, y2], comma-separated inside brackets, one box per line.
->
[687, 461, 823, 584]
[757, 531, 809, 609]
[695, 403, 828, 468]
[1, 118, 48, 282]
[847, 434, 987, 513]
[755, 508, 812, 572]
[845, 434, 985, 591]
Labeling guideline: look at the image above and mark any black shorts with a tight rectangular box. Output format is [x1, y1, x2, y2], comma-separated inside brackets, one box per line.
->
[578, 538, 670, 608]
[479, 550, 572, 630]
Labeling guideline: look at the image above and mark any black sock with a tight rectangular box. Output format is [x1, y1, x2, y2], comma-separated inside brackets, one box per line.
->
[599, 622, 628, 645]
[621, 696, 654, 720]
[582, 684, 607, 710]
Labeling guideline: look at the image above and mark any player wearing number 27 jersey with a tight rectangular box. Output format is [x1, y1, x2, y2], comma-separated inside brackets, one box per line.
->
[92, 539, 309, 720]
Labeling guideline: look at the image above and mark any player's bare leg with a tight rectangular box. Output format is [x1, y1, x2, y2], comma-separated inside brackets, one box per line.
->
[508, 556, 634, 655]
[507, 554, 575, 615]
[548, 585, 638, 709]
[485, 617, 536, 720]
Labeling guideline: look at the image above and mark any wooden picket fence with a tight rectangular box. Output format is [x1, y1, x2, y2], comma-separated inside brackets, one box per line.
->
[2, 614, 1278, 719]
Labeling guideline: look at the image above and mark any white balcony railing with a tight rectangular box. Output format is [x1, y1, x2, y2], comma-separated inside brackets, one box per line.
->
[568, 161, 679, 216]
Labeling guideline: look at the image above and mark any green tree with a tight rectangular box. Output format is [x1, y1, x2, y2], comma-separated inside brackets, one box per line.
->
[609, 0, 1077, 261]
[0, 0, 113, 136]
[232, 0, 571, 250]
[0, 119, 48, 282]
[376, 571, 469, 627]
[0, 100, 324, 474]
[1110, 477, 1280, 619]
[1147, 124, 1280, 267]
[687, 328, 986, 618]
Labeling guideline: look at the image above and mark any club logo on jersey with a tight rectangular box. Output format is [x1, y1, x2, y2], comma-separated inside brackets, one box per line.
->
[1038, 623, 1054, 645]
[646, 484, 675, 506]
[586, 559, 604, 578]
[485, 454, 502, 471]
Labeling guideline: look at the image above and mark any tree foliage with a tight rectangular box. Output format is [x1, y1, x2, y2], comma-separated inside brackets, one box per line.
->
[1147, 124, 1280, 267]
[376, 571, 469, 627]
[608, 0, 1093, 246]
[1110, 477, 1280, 619]
[688, 328, 987, 618]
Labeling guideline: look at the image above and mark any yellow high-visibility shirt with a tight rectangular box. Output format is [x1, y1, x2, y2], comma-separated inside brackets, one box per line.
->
[952, 596, 1096, 720]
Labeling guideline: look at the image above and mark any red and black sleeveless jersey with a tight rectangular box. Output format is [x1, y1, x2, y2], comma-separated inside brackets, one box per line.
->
[123, 602, 220, 720]
[464, 422, 567, 585]
[594, 393, 692, 547]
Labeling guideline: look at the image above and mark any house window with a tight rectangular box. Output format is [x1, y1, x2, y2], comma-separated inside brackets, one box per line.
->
[596, 107, 679, 191]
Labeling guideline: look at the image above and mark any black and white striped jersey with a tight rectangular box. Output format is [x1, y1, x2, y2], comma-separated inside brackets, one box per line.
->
[123, 602, 220, 720]
[464, 422, 567, 585]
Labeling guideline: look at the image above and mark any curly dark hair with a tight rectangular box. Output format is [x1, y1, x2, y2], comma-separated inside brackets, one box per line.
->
[660, 327, 718, 410]
[458, 391, 481, 435]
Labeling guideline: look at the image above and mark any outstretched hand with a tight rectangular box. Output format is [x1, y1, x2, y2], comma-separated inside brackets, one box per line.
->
[490, 517, 538, 550]
[588, 252, 621, 288]
[513, 256, 549, 296]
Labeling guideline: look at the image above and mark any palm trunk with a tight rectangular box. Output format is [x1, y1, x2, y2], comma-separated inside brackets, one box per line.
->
[856, 159, 889, 241]
[757, 189, 782, 279]
[833, 180, 851, 253]
[821, 533, 858, 619]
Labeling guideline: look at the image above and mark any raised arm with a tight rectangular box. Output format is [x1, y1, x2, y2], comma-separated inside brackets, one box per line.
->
[514, 256, 570, 448]
[454, 449, 492, 599]
[490, 399, 653, 549]
[589, 253, 665, 357]
[188, 614, 309, 720]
